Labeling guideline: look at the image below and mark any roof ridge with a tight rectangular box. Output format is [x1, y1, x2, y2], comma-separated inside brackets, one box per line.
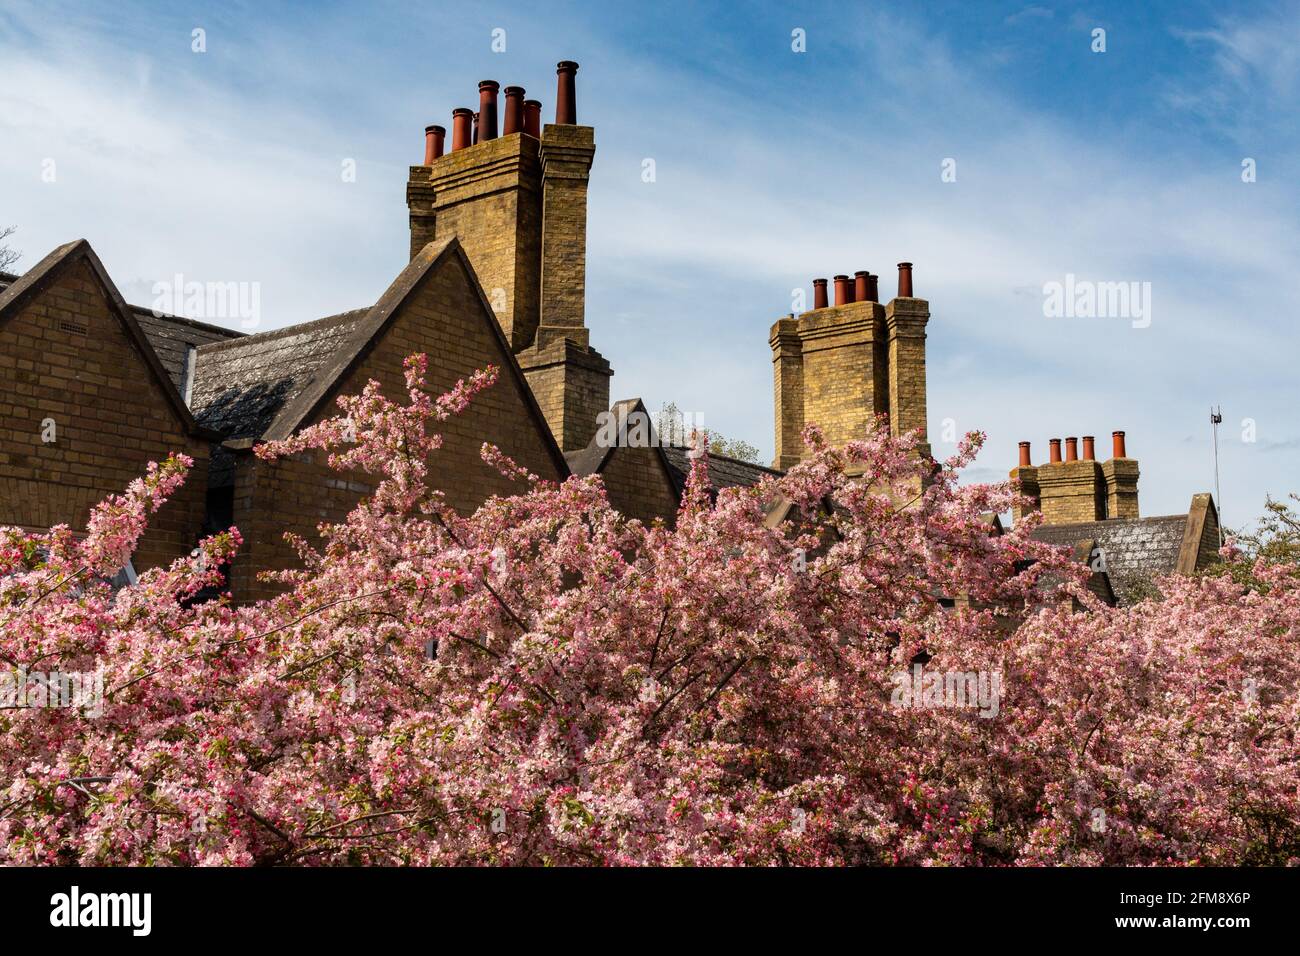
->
[194, 307, 372, 353]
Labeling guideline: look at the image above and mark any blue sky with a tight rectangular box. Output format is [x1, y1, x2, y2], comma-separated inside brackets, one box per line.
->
[2, 0, 1297, 528]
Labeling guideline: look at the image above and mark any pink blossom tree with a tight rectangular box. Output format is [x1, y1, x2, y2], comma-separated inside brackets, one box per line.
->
[1, 355, 1296, 865]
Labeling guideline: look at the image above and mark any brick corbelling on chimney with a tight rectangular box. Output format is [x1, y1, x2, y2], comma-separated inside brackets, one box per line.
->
[516, 335, 612, 452]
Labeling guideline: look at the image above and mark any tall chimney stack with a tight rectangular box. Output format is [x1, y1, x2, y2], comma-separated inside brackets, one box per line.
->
[502, 86, 525, 135]
[555, 61, 578, 124]
[523, 99, 542, 137]
[897, 262, 914, 298]
[424, 125, 445, 164]
[478, 81, 500, 140]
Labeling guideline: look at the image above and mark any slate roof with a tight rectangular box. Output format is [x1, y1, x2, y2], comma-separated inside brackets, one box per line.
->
[189, 308, 370, 441]
[1031, 514, 1189, 605]
[661, 446, 781, 496]
[132, 310, 242, 393]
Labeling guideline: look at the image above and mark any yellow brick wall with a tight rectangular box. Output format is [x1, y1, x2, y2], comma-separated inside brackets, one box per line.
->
[0, 259, 208, 572]
[598, 446, 679, 526]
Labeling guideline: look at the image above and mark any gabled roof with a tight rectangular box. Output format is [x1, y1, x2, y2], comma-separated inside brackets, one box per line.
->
[1031, 513, 1190, 605]
[0, 240, 219, 439]
[188, 238, 569, 478]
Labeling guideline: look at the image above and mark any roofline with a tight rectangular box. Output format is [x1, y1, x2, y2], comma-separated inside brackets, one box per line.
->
[132, 305, 245, 340]
[257, 238, 571, 480]
[0, 239, 222, 441]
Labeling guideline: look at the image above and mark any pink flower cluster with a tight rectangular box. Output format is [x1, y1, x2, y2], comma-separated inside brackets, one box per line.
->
[1, 355, 1295, 866]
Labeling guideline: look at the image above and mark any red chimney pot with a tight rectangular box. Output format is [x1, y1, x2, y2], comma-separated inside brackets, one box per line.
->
[833, 275, 851, 306]
[451, 109, 473, 151]
[812, 278, 829, 310]
[424, 125, 445, 164]
[1049, 438, 1062, 464]
[502, 86, 525, 135]
[1082, 435, 1096, 460]
[523, 99, 542, 137]
[1112, 430, 1127, 458]
[555, 61, 579, 124]
[478, 81, 500, 140]
[1065, 437, 1079, 461]
[854, 271, 869, 303]
[867, 273, 879, 302]
[1018, 441, 1032, 467]
[897, 262, 914, 298]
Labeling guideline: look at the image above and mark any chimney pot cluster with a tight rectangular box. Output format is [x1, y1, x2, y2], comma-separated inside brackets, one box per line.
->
[428, 59, 580, 159]
[1021, 431, 1130, 466]
[810, 268, 883, 308]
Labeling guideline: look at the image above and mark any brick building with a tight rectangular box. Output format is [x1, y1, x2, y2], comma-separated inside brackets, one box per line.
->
[0, 61, 1219, 602]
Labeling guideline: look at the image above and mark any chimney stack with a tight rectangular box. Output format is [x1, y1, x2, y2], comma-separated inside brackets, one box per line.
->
[523, 99, 542, 137]
[1065, 436, 1079, 461]
[424, 125, 445, 164]
[897, 262, 914, 298]
[1082, 435, 1095, 460]
[1102, 430, 1139, 519]
[555, 61, 578, 124]
[833, 275, 851, 306]
[1037, 431, 1118, 524]
[478, 81, 500, 140]
[502, 86, 525, 135]
[813, 278, 829, 310]
[1049, 438, 1062, 463]
[451, 109, 472, 151]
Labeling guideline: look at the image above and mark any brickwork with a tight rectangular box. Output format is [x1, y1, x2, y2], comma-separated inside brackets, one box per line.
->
[1008, 464, 1040, 519]
[412, 134, 544, 353]
[1038, 460, 1105, 524]
[516, 336, 611, 452]
[538, 124, 595, 337]
[230, 252, 566, 602]
[885, 297, 929, 442]
[769, 299, 903, 467]
[598, 446, 679, 526]
[769, 317, 804, 469]
[0, 258, 207, 572]
[1101, 458, 1140, 519]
